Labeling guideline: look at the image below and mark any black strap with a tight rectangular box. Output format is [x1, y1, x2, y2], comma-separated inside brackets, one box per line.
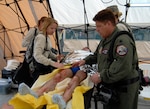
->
[108, 31, 134, 63]
[43, 36, 48, 52]
[117, 76, 139, 86]
[35, 33, 48, 53]
[98, 76, 139, 93]
[107, 31, 139, 86]
[30, 28, 37, 57]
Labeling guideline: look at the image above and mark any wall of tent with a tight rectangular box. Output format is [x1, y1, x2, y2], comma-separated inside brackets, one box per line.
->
[57, 26, 150, 53]
[58, 27, 150, 41]
[1, 0, 150, 70]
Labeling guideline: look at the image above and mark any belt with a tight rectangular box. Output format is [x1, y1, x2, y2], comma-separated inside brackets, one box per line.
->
[98, 76, 139, 93]
[116, 76, 139, 93]
[117, 76, 139, 86]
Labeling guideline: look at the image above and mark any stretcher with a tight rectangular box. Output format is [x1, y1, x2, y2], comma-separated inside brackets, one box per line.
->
[8, 50, 94, 109]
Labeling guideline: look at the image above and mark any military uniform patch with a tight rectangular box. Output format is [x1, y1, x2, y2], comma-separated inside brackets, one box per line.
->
[116, 45, 128, 56]
[102, 49, 108, 55]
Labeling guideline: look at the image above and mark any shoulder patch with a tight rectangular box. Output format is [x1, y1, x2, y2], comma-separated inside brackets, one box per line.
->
[116, 45, 128, 56]
[102, 49, 108, 55]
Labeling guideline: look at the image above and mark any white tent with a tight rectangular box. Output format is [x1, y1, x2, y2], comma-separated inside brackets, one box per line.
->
[0, 0, 150, 70]
[49, 0, 150, 62]
[50, 0, 150, 26]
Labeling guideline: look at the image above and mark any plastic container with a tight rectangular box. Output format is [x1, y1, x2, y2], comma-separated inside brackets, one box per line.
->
[0, 78, 11, 94]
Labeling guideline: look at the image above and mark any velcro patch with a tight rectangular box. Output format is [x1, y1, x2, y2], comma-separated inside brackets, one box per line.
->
[102, 49, 108, 55]
[116, 45, 128, 56]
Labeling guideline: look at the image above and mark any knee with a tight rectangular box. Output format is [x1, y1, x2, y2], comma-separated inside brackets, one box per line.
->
[72, 75, 80, 83]
[53, 73, 61, 82]
[60, 69, 73, 78]
[60, 70, 67, 76]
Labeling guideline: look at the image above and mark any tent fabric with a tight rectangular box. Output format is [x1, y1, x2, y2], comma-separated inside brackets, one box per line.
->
[50, 0, 150, 26]
[0, 0, 54, 61]
[0, 0, 150, 70]
[63, 40, 150, 61]
[49, 0, 105, 25]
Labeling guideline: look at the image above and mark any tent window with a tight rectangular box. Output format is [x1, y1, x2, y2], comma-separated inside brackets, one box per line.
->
[132, 28, 150, 41]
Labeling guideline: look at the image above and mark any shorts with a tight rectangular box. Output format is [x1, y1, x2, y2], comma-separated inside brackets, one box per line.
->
[70, 66, 80, 75]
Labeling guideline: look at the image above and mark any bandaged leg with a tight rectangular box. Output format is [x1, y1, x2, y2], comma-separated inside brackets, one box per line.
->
[18, 83, 38, 98]
[52, 94, 66, 109]
[63, 70, 87, 102]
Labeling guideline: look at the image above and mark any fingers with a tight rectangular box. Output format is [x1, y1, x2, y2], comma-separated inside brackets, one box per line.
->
[72, 62, 79, 67]
[57, 54, 64, 62]
[72, 60, 85, 67]
[90, 73, 101, 84]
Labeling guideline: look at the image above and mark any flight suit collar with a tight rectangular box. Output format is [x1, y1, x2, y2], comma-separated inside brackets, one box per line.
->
[103, 27, 119, 45]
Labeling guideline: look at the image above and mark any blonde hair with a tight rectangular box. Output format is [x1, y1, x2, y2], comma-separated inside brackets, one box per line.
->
[41, 17, 58, 36]
[37, 16, 47, 27]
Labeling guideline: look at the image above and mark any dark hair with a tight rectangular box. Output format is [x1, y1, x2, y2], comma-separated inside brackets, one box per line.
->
[93, 9, 116, 26]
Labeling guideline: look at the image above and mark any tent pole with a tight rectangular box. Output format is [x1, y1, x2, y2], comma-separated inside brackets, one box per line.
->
[82, 0, 89, 48]
[14, 0, 30, 30]
[47, 0, 61, 54]
[1, 26, 14, 59]
[124, 0, 130, 23]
